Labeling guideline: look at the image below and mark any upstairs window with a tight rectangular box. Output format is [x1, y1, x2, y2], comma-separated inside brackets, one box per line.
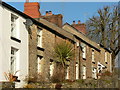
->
[37, 28, 42, 47]
[11, 14, 18, 38]
[92, 49, 95, 63]
[81, 43, 86, 59]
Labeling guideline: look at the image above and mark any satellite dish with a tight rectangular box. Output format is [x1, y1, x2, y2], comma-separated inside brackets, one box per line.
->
[24, 19, 33, 26]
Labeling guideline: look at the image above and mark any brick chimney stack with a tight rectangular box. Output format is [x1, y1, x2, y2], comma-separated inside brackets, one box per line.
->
[42, 11, 63, 27]
[26, 0, 29, 2]
[46, 11, 49, 16]
[24, 2, 41, 18]
[72, 20, 86, 34]
[49, 11, 52, 15]
[78, 20, 81, 24]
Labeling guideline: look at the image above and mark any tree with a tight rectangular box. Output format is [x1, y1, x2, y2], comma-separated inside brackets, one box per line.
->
[54, 41, 74, 67]
[86, 6, 119, 72]
[52, 41, 74, 82]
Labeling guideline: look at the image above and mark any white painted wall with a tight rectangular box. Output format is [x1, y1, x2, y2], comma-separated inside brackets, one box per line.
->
[0, 6, 29, 88]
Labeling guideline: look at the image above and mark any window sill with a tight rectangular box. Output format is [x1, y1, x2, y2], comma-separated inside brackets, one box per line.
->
[105, 62, 108, 64]
[37, 55, 43, 59]
[37, 46, 44, 51]
[11, 37, 21, 43]
[83, 58, 86, 60]
[92, 61, 95, 64]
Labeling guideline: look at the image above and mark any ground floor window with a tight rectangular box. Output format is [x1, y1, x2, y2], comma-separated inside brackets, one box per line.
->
[10, 47, 18, 74]
[37, 56, 43, 74]
[92, 67, 97, 79]
[50, 60, 54, 77]
[81, 65, 86, 79]
[66, 66, 69, 79]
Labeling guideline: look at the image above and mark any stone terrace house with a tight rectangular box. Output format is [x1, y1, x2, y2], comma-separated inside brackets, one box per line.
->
[63, 23, 112, 79]
[24, 2, 112, 81]
[0, 1, 112, 88]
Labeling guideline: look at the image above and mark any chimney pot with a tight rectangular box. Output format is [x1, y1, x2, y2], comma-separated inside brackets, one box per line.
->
[49, 11, 52, 15]
[26, 0, 29, 2]
[73, 21, 75, 24]
[78, 20, 81, 24]
[46, 11, 49, 16]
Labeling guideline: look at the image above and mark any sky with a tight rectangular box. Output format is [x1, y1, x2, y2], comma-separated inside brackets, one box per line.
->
[5, 1, 118, 24]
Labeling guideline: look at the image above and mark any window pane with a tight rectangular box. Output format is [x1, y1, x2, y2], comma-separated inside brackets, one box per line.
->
[10, 48, 17, 74]
[50, 62, 54, 77]
[11, 14, 18, 38]
[38, 57, 42, 74]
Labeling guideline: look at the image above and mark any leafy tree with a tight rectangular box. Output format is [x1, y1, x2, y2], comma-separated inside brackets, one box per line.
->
[86, 6, 119, 72]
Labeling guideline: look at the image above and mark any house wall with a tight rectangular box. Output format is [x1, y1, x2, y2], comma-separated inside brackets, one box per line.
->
[86, 46, 92, 78]
[63, 24, 100, 79]
[29, 21, 112, 81]
[29, 21, 76, 82]
[115, 51, 120, 68]
[106, 52, 112, 72]
[29, 25, 38, 79]
[0, 6, 29, 88]
[63, 24, 112, 79]
[99, 48, 112, 73]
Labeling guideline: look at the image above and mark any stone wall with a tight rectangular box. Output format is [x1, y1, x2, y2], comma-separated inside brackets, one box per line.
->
[28, 19, 112, 83]
[29, 25, 38, 79]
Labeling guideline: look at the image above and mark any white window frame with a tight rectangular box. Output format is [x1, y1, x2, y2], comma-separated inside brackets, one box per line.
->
[81, 43, 86, 59]
[66, 66, 69, 79]
[76, 63, 79, 80]
[10, 47, 18, 74]
[82, 65, 86, 79]
[92, 66, 97, 79]
[50, 61, 54, 77]
[37, 28, 42, 47]
[37, 56, 42, 74]
[105, 51, 107, 63]
[11, 14, 19, 38]
[92, 49, 95, 63]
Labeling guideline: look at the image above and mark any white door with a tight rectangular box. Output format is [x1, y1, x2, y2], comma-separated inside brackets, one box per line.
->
[50, 62, 54, 77]
[83, 66, 86, 79]
[66, 66, 69, 79]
